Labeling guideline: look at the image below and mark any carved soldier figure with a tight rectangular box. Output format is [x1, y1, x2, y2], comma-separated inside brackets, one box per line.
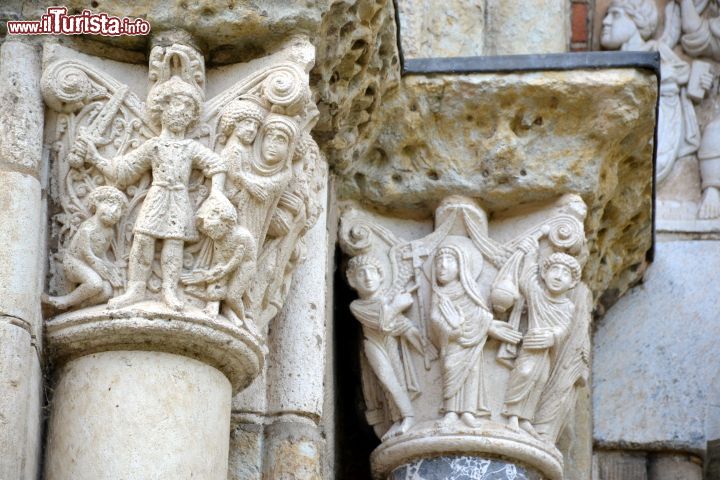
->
[347, 254, 427, 440]
[181, 191, 256, 327]
[43, 186, 127, 310]
[81, 75, 227, 310]
[601, 0, 703, 185]
[431, 237, 522, 428]
[503, 236, 581, 439]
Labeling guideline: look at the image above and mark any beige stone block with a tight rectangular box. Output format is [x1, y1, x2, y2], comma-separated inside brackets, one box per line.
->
[648, 454, 702, 480]
[397, 0, 485, 59]
[595, 451, 648, 480]
[0, 40, 44, 174]
[45, 351, 232, 480]
[0, 171, 42, 332]
[486, 0, 569, 54]
[263, 421, 324, 480]
[0, 321, 39, 480]
[228, 418, 263, 480]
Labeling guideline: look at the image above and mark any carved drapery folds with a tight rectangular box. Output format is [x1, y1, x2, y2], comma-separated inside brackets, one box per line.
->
[40, 38, 326, 392]
[340, 195, 590, 479]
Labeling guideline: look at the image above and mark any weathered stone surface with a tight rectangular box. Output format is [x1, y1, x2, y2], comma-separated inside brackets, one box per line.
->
[228, 419, 263, 480]
[648, 453, 702, 480]
[0, 321, 40, 480]
[45, 351, 232, 480]
[485, 0, 569, 55]
[313, 0, 401, 170]
[594, 450, 648, 480]
[0, 171, 42, 337]
[0, 40, 44, 174]
[22, 1, 328, 64]
[337, 69, 656, 306]
[263, 420, 325, 480]
[396, 0, 485, 59]
[593, 241, 720, 452]
[390, 456, 543, 480]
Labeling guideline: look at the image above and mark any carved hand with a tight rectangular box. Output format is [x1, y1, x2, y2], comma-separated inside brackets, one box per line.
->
[522, 328, 555, 349]
[439, 298, 462, 330]
[700, 71, 714, 91]
[247, 182, 270, 202]
[489, 320, 522, 344]
[180, 270, 210, 286]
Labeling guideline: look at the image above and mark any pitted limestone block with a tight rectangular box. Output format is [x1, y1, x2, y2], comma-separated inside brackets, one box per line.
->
[337, 69, 656, 305]
[593, 241, 720, 453]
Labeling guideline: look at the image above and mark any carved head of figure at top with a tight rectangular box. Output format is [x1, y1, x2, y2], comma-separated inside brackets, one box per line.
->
[147, 75, 203, 135]
[434, 247, 460, 286]
[196, 191, 236, 241]
[88, 186, 128, 227]
[601, 0, 657, 49]
[347, 254, 384, 299]
[219, 96, 267, 146]
[541, 252, 581, 296]
[256, 114, 298, 173]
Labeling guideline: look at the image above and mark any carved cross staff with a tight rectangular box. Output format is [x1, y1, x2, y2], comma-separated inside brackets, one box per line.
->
[401, 241, 432, 369]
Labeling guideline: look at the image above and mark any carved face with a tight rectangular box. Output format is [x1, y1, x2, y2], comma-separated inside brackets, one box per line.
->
[601, 7, 637, 49]
[96, 199, 123, 226]
[162, 94, 197, 134]
[235, 118, 260, 145]
[435, 250, 459, 286]
[542, 263, 574, 295]
[198, 210, 232, 241]
[261, 127, 291, 165]
[352, 265, 382, 298]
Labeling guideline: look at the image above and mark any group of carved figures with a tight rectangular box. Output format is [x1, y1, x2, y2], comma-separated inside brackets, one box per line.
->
[341, 195, 591, 447]
[42, 43, 324, 332]
[602, 0, 720, 218]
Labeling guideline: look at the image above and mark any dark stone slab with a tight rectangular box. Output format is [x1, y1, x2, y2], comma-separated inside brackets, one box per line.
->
[402, 51, 659, 77]
[389, 456, 544, 480]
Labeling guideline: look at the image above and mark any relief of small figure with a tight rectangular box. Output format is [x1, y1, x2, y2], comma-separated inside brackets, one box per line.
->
[229, 113, 298, 246]
[80, 76, 227, 311]
[181, 191, 257, 327]
[502, 236, 580, 439]
[220, 95, 268, 209]
[347, 254, 429, 440]
[431, 238, 522, 429]
[43, 186, 127, 310]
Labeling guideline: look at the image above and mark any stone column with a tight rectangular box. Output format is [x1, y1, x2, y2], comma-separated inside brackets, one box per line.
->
[264, 181, 330, 478]
[390, 456, 544, 479]
[43, 309, 264, 480]
[0, 39, 45, 480]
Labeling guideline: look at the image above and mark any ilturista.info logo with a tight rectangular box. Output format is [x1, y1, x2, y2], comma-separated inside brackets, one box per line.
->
[7, 7, 151, 36]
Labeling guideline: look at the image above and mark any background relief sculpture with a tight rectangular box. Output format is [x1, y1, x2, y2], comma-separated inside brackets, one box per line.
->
[340, 195, 590, 476]
[41, 39, 326, 338]
[601, 0, 720, 227]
